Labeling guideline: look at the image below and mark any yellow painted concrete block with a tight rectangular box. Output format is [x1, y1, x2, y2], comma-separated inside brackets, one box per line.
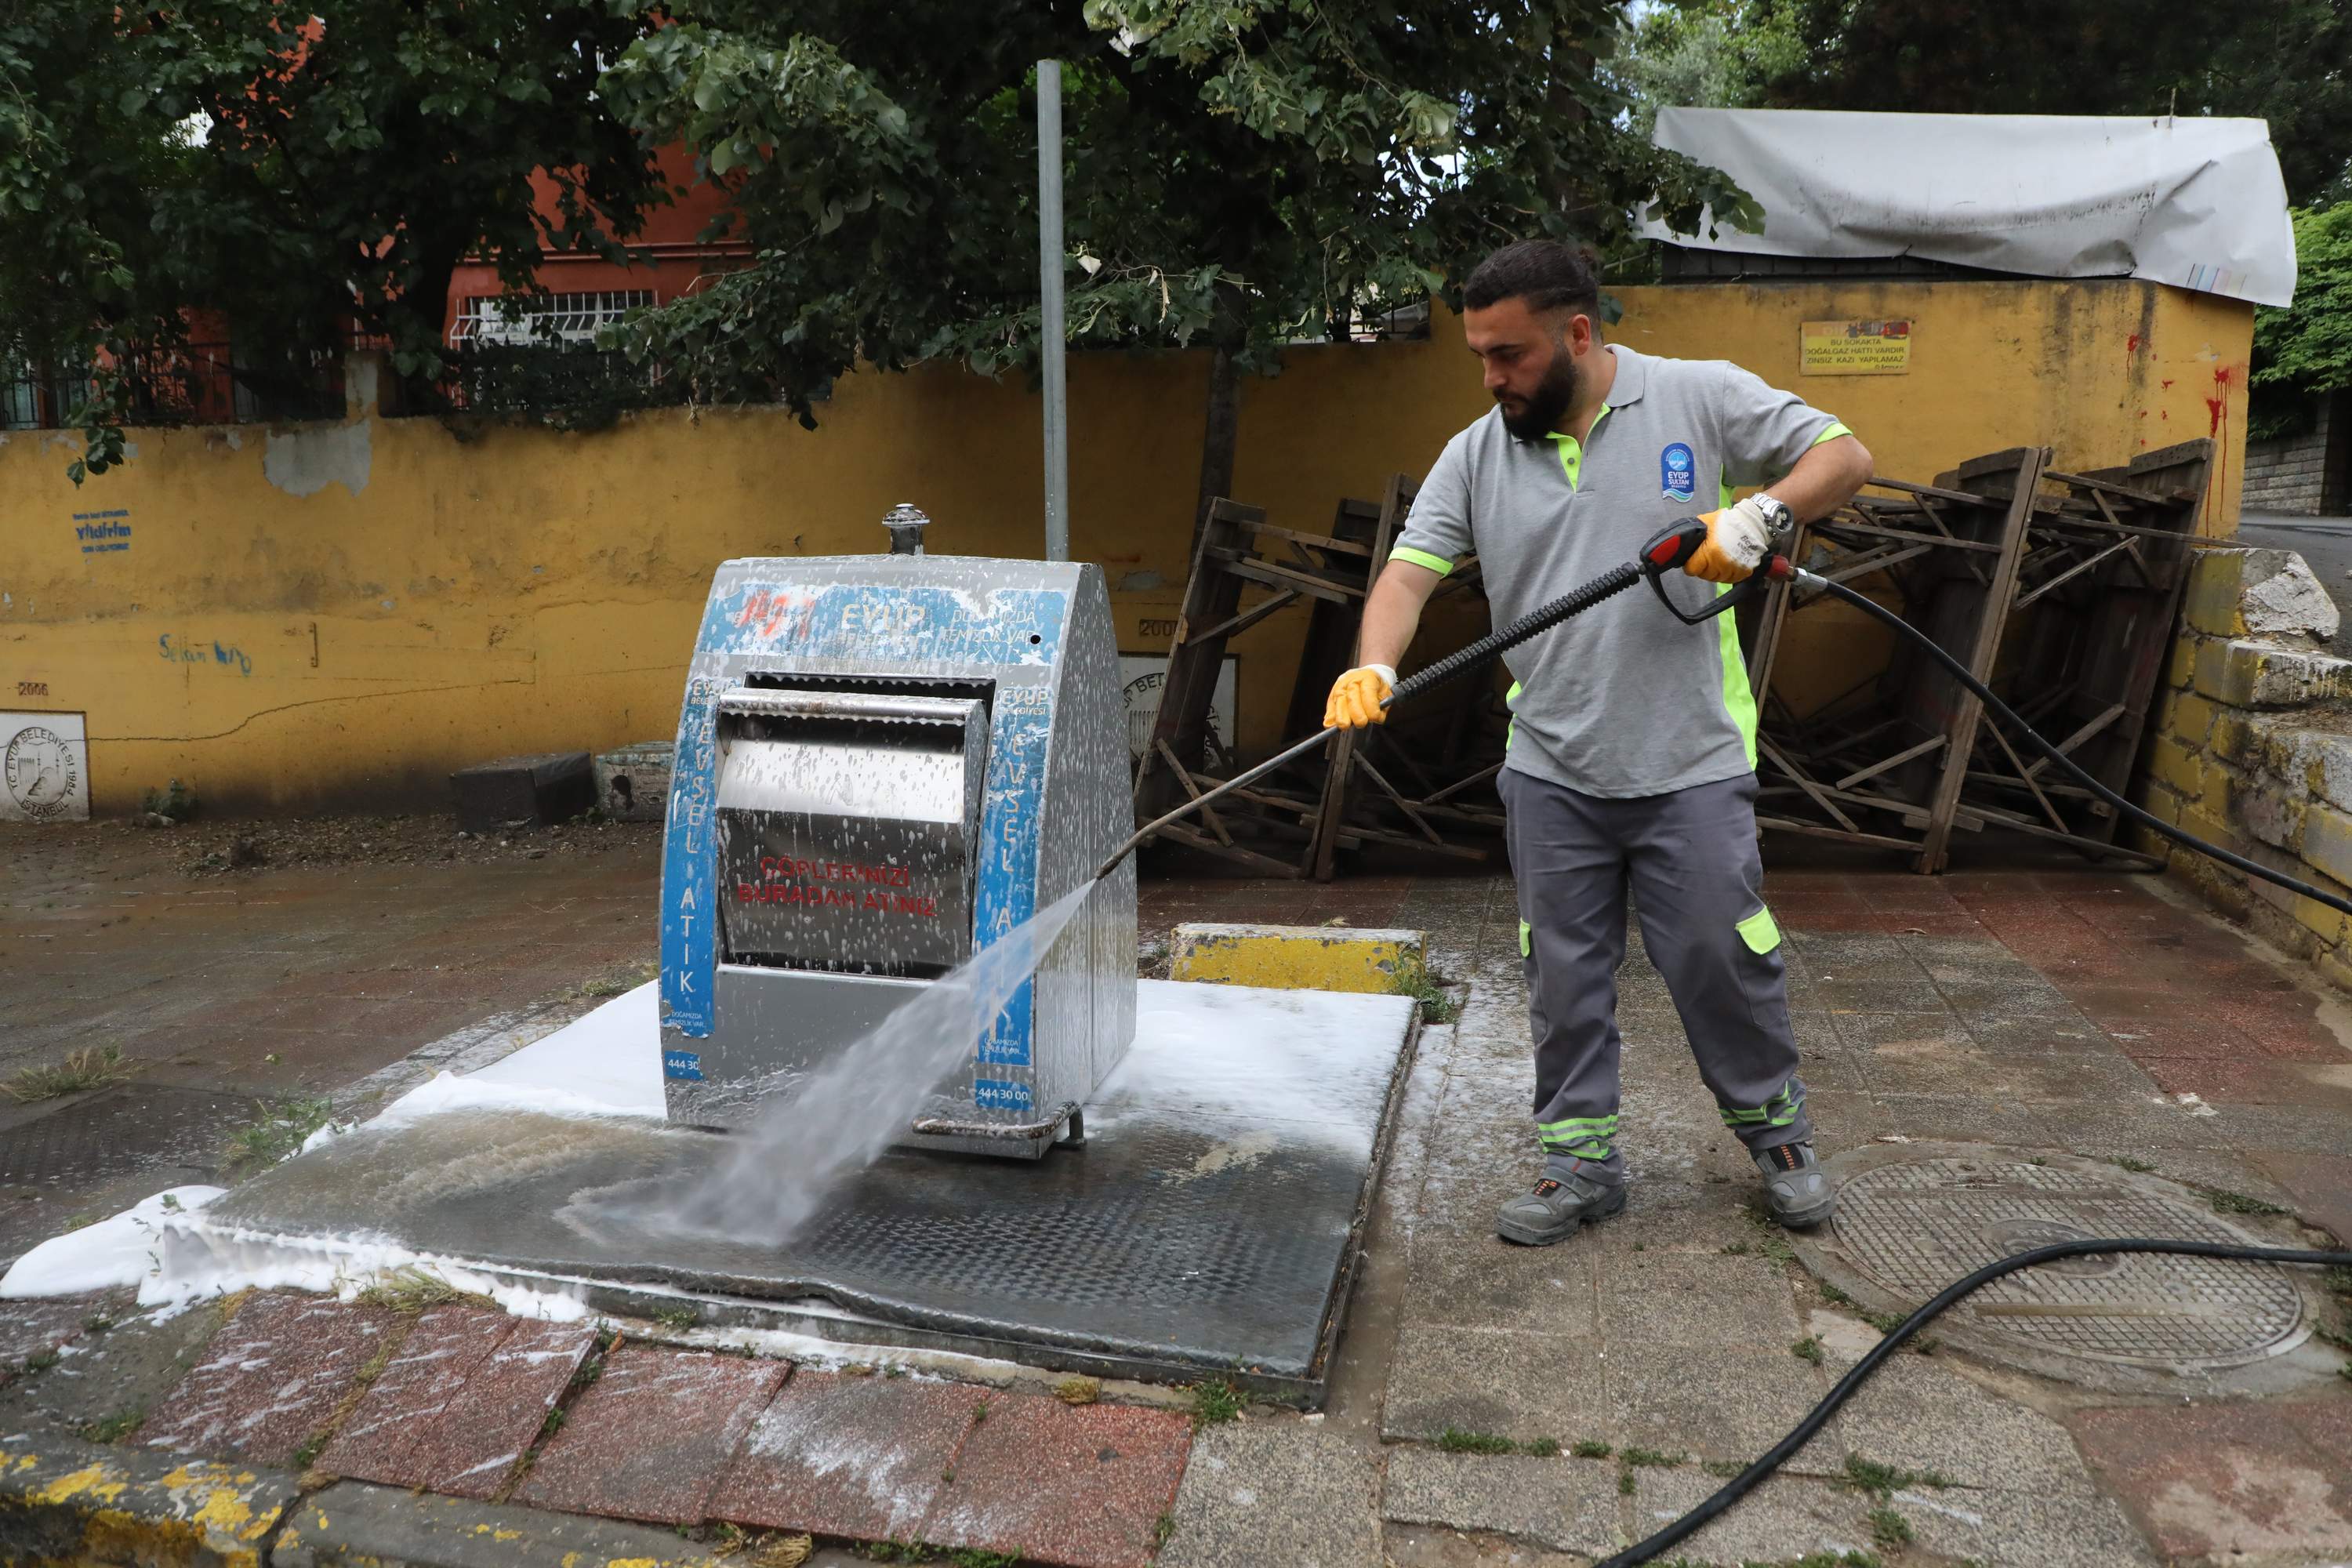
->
[2164, 636, 2200, 691]
[2144, 736, 2205, 800]
[1167, 922, 1425, 994]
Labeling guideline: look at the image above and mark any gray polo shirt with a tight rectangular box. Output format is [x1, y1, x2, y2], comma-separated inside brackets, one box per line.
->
[1392, 343, 1849, 800]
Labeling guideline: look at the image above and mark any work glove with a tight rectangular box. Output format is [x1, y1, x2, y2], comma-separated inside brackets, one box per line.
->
[1323, 664, 1396, 729]
[1685, 495, 1780, 583]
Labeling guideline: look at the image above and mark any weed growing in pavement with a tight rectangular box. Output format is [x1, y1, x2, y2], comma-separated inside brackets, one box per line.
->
[1618, 1468, 1636, 1496]
[1737, 1206, 1798, 1262]
[1791, 1336, 1824, 1364]
[1052, 1375, 1102, 1405]
[353, 1266, 488, 1314]
[1841, 1454, 1955, 1497]
[1571, 1439, 1613, 1458]
[1867, 1504, 1914, 1549]
[971, 1396, 988, 1426]
[1152, 1512, 1177, 1550]
[82, 1311, 114, 1334]
[1435, 1429, 1559, 1456]
[1657, 1555, 1879, 1568]
[582, 960, 658, 999]
[22, 1348, 58, 1373]
[291, 1436, 323, 1469]
[1189, 1378, 1243, 1426]
[1389, 956, 1461, 1023]
[142, 779, 199, 822]
[881, 1363, 908, 1379]
[4, 1046, 132, 1103]
[2193, 1185, 2290, 1216]
[648, 1304, 699, 1330]
[80, 1411, 140, 1444]
[1701, 1458, 1747, 1478]
[1621, 1446, 1684, 1468]
[1722, 1241, 1750, 1255]
[225, 1096, 336, 1167]
[2112, 1156, 2158, 1174]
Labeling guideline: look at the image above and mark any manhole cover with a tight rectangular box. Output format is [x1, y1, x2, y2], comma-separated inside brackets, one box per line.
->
[1834, 1156, 2305, 1371]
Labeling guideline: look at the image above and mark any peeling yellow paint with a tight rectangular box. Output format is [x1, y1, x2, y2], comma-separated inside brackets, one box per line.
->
[1168, 922, 1423, 993]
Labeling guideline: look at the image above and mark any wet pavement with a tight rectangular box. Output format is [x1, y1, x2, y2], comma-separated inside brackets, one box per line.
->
[1, 821, 2349, 1563]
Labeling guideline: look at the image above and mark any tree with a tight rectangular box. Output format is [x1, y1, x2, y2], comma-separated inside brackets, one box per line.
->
[1610, 0, 1800, 136]
[0, 0, 670, 481]
[1736, 0, 2352, 206]
[2252, 202, 2352, 438]
[595, 0, 1762, 535]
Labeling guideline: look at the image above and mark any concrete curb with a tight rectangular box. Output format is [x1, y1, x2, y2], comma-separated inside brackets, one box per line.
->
[1167, 920, 1426, 993]
[0, 1428, 298, 1567]
[274, 1482, 737, 1567]
[0, 1427, 746, 1567]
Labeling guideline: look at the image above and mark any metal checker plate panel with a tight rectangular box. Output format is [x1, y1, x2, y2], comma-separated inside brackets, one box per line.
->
[1834, 1157, 2304, 1368]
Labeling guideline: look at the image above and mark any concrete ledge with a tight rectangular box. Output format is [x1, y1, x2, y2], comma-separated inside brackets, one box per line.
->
[0, 1428, 299, 1567]
[1167, 921, 1425, 993]
[273, 1483, 735, 1567]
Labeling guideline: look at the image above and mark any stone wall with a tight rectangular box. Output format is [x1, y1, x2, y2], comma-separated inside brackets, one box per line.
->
[2241, 394, 2342, 515]
[2136, 546, 2352, 988]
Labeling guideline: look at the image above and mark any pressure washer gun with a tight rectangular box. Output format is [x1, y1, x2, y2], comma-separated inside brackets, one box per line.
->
[1098, 521, 1793, 878]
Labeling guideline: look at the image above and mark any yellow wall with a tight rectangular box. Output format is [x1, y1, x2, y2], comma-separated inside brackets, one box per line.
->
[0, 278, 2249, 815]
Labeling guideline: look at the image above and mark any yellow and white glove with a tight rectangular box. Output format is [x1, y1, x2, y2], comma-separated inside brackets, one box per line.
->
[1323, 664, 1396, 729]
[1685, 495, 1780, 583]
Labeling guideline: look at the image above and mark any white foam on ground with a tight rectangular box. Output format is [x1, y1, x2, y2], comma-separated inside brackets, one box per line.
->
[0, 1188, 223, 1299]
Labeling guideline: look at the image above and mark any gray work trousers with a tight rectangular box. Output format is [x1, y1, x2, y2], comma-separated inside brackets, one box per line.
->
[1499, 766, 1809, 1185]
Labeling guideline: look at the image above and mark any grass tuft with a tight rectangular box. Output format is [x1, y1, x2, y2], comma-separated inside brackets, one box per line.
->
[80, 1411, 141, 1444]
[647, 1304, 699, 1330]
[1052, 1375, 1102, 1406]
[2112, 1156, 2158, 1174]
[225, 1095, 336, 1168]
[1791, 1335, 1824, 1365]
[1867, 1504, 1914, 1549]
[1621, 1446, 1683, 1468]
[1434, 1428, 1564, 1456]
[1389, 956, 1461, 1024]
[1842, 1454, 1955, 1498]
[5, 1046, 132, 1103]
[1571, 1439, 1613, 1459]
[1189, 1377, 1243, 1426]
[2192, 1184, 2290, 1216]
[354, 1266, 488, 1315]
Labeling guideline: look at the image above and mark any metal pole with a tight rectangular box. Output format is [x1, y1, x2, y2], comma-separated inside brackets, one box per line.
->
[1036, 59, 1069, 563]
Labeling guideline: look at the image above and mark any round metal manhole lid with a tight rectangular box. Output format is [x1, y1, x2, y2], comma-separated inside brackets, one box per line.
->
[1833, 1156, 2305, 1371]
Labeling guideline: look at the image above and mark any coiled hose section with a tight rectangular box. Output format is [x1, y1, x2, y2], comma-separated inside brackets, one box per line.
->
[1602, 568, 2352, 1566]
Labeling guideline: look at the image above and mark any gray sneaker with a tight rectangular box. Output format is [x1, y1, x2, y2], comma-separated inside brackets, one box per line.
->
[1755, 1141, 1835, 1229]
[1495, 1171, 1628, 1247]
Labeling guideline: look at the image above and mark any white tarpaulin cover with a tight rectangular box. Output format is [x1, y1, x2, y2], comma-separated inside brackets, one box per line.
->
[1638, 109, 2297, 307]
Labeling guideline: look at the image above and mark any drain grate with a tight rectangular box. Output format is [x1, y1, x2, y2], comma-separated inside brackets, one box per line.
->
[1833, 1156, 2305, 1370]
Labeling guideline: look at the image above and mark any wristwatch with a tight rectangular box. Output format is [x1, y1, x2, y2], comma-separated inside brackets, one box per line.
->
[1754, 495, 1796, 549]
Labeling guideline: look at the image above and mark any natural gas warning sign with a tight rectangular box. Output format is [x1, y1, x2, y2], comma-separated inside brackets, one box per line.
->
[1800, 319, 1911, 376]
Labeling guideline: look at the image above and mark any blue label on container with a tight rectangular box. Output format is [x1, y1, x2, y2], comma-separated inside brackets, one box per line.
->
[663, 1050, 704, 1082]
[1661, 441, 1696, 502]
[972, 1078, 1034, 1112]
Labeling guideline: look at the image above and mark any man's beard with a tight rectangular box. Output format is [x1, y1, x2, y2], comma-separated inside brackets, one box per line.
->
[1499, 347, 1577, 442]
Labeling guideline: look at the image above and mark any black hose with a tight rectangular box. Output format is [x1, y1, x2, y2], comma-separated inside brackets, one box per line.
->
[1605, 566, 2352, 1567]
[1808, 572, 2352, 920]
[1388, 562, 1642, 706]
[1596, 1239, 2352, 1568]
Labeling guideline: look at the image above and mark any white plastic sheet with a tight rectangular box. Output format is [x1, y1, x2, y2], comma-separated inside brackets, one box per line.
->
[1639, 108, 2297, 307]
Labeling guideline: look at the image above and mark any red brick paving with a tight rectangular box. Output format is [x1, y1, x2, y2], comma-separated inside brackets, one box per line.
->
[415, 1317, 597, 1499]
[314, 1304, 515, 1484]
[139, 1294, 401, 1465]
[919, 1394, 1193, 1568]
[517, 1346, 789, 1524]
[2069, 1399, 2352, 1560]
[711, 1370, 978, 1545]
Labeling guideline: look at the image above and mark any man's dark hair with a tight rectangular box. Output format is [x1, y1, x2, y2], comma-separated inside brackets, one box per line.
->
[1461, 240, 1600, 321]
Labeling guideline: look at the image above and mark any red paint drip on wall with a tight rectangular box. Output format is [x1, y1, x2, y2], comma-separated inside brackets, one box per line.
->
[2126, 334, 2143, 353]
[2161, 379, 2175, 390]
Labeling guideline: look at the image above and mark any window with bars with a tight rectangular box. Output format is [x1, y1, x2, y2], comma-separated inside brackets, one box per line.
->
[450, 290, 655, 347]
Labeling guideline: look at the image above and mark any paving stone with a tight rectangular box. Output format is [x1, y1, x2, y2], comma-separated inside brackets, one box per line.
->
[713, 1370, 975, 1544]
[274, 1480, 738, 1568]
[1599, 1250, 1802, 1347]
[1401, 1234, 1596, 1334]
[2068, 1399, 2352, 1560]
[0, 1292, 121, 1382]
[139, 1293, 400, 1465]
[1381, 1448, 1621, 1558]
[1826, 1350, 2092, 1491]
[1381, 1327, 1608, 1446]
[414, 1316, 597, 1498]
[920, 1392, 1192, 1568]
[1889, 1480, 2160, 1566]
[1607, 1344, 1842, 1470]
[1154, 1421, 1377, 1568]
[314, 1304, 514, 1485]
[2252, 1150, 2352, 1242]
[1628, 1468, 1876, 1565]
[1963, 1011, 2114, 1055]
[516, 1347, 789, 1524]
[1871, 1091, 2066, 1147]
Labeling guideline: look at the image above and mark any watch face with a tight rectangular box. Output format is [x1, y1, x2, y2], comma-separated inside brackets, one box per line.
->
[4, 725, 78, 820]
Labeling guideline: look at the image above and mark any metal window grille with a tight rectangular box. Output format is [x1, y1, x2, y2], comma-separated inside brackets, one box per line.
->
[450, 290, 655, 347]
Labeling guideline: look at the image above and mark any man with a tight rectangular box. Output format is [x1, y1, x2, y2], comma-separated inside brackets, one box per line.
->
[1327, 240, 1872, 1246]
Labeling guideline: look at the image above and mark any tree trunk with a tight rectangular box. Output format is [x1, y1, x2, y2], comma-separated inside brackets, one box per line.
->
[1192, 343, 1240, 562]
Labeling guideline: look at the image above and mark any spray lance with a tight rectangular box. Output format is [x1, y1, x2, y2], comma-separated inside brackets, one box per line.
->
[1091, 521, 2352, 1568]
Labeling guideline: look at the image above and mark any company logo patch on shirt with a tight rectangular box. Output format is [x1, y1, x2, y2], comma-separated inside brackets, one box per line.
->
[1660, 441, 1697, 502]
